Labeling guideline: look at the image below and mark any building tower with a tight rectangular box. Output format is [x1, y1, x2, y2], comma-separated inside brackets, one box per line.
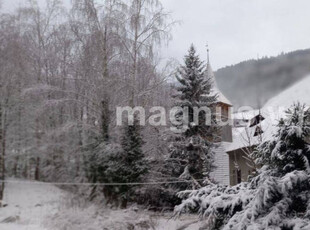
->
[205, 46, 233, 142]
[206, 46, 233, 185]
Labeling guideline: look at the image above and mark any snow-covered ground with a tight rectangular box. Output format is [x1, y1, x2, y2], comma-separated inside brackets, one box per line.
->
[264, 74, 310, 108]
[0, 179, 66, 230]
[0, 180, 203, 230]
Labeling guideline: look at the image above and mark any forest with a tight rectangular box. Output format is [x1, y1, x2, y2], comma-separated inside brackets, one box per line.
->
[216, 49, 310, 108]
[1, 1, 310, 230]
[0, 0, 177, 207]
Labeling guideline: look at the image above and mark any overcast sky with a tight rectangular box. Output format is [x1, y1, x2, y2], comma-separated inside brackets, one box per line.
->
[3, 0, 310, 70]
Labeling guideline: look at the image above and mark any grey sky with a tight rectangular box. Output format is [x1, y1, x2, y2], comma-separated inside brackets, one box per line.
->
[161, 0, 310, 69]
[3, 0, 310, 70]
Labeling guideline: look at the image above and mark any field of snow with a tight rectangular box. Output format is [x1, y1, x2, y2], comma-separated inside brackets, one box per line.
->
[0, 179, 65, 230]
[0, 180, 203, 230]
[264, 74, 310, 108]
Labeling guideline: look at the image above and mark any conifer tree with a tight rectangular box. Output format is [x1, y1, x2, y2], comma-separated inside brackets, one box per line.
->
[86, 117, 148, 207]
[175, 103, 310, 230]
[168, 44, 218, 190]
[254, 103, 310, 176]
[117, 117, 148, 207]
[83, 99, 113, 201]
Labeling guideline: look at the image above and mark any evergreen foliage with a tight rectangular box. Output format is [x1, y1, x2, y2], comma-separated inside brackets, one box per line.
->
[175, 103, 310, 230]
[253, 103, 310, 175]
[83, 118, 148, 208]
[167, 44, 219, 190]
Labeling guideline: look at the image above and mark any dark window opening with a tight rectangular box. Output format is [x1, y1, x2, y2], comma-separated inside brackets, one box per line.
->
[254, 126, 264, 137]
[249, 114, 265, 127]
[237, 169, 242, 184]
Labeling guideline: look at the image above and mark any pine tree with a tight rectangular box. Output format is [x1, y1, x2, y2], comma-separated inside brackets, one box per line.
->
[254, 103, 310, 175]
[117, 118, 148, 207]
[86, 117, 148, 208]
[168, 44, 218, 190]
[82, 99, 113, 201]
[175, 103, 310, 230]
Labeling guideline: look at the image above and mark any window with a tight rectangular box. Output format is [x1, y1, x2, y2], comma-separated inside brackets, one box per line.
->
[237, 169, 242, 184]
[249, 114, 265, 127]
[254, 126, 264, 137]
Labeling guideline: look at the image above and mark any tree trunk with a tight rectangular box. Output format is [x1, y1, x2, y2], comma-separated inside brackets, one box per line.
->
[120, 196, 128, 209]
[35, 157, 40, 181]
[129, 0, 141, 107]
[0, 103, 5, 205]
[34, 118, 41, 180]
[101, 100, 109, 142]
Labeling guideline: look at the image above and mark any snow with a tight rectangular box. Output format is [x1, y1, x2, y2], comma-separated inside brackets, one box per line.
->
[264, 74, 310, 108]
[0, 179, 65, 230]
[0, 179, 206, 230]
[176, 170, 310, 229]
[227, 110, 275, 152]
[206, 61, 232, 106]
[227, 74, 310, 152]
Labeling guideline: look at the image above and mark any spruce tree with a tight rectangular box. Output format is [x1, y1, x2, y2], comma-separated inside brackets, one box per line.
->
[175, 103, 310, 230]
[168, 44, 218, 190]
[254, 103, 310, 176]
[83, 99, 112, 200]
[116, 117, 148, 207]
[83, 108, 148, 207]
[95, 118, 148, 207]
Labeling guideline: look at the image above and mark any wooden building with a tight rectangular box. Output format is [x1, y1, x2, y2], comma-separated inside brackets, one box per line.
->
[206, 52, 233, 185]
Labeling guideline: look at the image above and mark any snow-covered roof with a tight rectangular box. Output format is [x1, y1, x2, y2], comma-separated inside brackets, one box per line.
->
[227, 74, 310, 152]
[233, 110, 260, 120]
[227, 109, 282, 152]
[205, 62, 232, 106]
[264, 74, 310, 108]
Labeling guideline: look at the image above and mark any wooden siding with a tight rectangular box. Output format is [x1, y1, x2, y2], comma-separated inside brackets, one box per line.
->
[209, 142, 230, 185]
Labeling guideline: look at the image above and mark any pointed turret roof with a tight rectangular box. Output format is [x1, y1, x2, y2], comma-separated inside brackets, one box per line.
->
[205, 47, 232, 106]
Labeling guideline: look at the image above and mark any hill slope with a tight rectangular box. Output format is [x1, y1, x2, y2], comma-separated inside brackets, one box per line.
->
[215, 49, 310, 109]
[264, 74, 310, 108]
[228, 75, 310, 152]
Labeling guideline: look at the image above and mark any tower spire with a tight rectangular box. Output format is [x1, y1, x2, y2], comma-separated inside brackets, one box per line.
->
[206, 43, 210, 64]
[204, 44, 232, 106]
